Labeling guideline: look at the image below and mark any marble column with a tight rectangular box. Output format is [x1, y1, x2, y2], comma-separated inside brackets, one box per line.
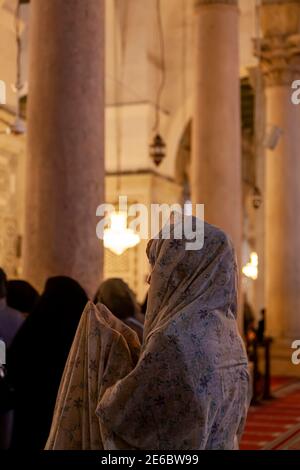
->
[23, 0, 105, 297]
[191, 0, 242, 255]
[257, 0, 300, 339]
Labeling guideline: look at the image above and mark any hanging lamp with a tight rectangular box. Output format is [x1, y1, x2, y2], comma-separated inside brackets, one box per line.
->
[103, 211, 140, 256]
[149, 0, 166, 166]
[103, 0, 140, 255]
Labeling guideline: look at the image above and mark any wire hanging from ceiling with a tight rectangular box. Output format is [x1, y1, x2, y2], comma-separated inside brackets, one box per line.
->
[149, 0, 166, 166]
[152, 0, 166, 132]
[113, 0, 130, 192]
[181, 0, 187, 130]
[103, 0, 140, 256]
[251, 0, 263, 209]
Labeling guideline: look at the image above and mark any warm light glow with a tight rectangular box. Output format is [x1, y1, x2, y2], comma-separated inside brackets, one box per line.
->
[104, 211, 140, 256]
[242, 252, 258, 280]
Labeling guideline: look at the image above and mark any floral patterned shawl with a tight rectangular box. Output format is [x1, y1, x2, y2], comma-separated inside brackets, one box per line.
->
[45, 301, 140, 449]
[46, 217, 250, 450]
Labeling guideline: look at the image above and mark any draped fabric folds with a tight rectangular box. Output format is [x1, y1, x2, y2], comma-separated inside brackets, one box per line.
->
[45, 302, 140, 449]
[46, 218, 251, 450]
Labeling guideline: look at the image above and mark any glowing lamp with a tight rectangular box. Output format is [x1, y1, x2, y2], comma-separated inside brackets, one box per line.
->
[242, 252, 258, 280]
[104, 211, 140, 256]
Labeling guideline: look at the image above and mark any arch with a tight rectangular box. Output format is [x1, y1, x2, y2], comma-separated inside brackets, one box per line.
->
[163, 95, 193, 184]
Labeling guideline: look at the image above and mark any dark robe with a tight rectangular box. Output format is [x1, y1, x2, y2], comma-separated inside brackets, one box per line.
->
[7, 280, 40, 316]
[7, 276, 88, 449]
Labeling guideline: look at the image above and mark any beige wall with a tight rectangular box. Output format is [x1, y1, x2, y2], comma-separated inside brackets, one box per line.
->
[0, 0, 264, 303]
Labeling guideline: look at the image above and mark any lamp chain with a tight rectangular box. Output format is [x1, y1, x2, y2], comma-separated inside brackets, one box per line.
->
[152, 0, 166, 132]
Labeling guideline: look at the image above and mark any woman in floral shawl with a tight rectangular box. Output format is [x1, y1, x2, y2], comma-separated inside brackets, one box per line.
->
[46, 216, 250, 450]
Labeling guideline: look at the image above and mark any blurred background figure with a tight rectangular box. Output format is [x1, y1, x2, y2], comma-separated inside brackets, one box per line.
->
[0, 268, 24, 450]
[257, 308, 266, 344]
[0, 268, 24, 348]
[94, 278, 144, 342]
[7, 280, 40, 319]
[7, 276, 88, 449]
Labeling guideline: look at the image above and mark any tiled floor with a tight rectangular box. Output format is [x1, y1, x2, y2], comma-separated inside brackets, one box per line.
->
[240, 378, 300, 450]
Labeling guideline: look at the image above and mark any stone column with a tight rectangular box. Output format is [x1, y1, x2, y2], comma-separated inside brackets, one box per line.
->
[191, 0, 242, 255]
[23, 0, 105, 297]
[257, 0, 300, 340]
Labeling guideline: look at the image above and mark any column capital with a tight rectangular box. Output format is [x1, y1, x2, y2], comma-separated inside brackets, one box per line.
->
[255, 0, 300, 86]
[255, 35, 300, 86]
[262, 0, 300, 4]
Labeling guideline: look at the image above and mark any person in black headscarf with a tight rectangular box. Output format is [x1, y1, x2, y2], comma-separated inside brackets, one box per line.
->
[7, 280, 40, 318]
[0, 269, 24, 450]
[94, 278, 144, 341]
[0, 269, 24, 348]
[7, 276, 88, 449]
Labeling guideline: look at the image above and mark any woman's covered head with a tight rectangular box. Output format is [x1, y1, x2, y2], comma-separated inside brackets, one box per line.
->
[7, 280, 40, 315]
[24, 276, 88, 346]
[144, 215, 238, 340]
[95, 278, 139, 320]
